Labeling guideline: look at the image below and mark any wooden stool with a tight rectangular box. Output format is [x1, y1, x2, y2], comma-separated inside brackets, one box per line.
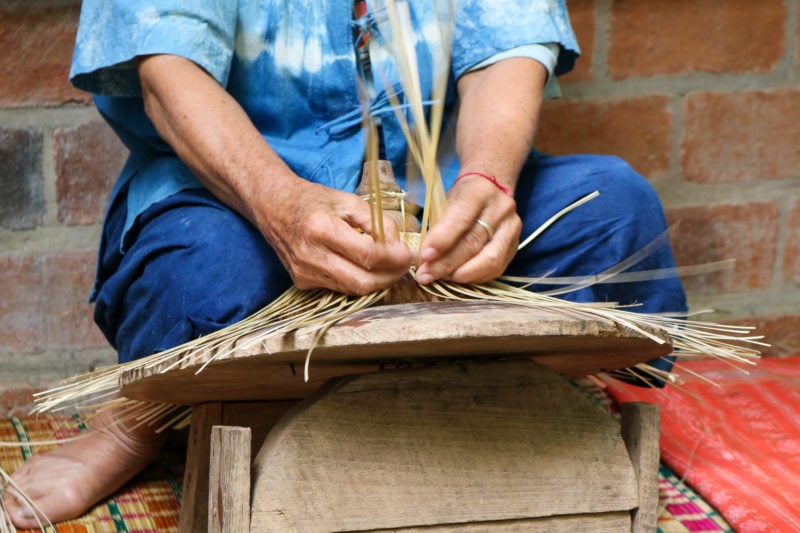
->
[120, 301, 668, 532]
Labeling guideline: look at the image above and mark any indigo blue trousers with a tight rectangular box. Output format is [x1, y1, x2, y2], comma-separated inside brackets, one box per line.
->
[93, 154, 687, 380]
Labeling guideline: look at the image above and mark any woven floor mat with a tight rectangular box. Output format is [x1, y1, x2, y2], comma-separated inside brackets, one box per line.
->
[1, 392, 730, 532]
[605, 356, 800, 533]
[1, 413, 182, 533]
[573, 380, 733, 533]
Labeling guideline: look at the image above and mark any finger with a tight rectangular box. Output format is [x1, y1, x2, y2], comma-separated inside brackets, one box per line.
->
[288, 220, 411, 294]
[416, 218, 491, 283]
[447, 215, 521, 283]
[326, 206, 414, 274]
[418, 204, 483, 263]
[293, 247, 410, 295]
[326, 228, 412, 276]
[445, 237, 508, 284]
[341, 199, 411, 248]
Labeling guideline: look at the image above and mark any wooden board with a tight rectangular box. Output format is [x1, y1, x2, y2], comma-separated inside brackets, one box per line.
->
[179, 403, 222, 533]
[369, 512, 632, 532]
[621, 402, 661, 533]
[208, 426, 251, 533]
[249, 360, 639, 532]
[178, 401, 298, 533]
[121, 301, 671, 405]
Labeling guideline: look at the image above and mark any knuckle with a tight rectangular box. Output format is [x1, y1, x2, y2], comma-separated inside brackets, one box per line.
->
[463, 228, 487, 255]
[483, 246, 503, 265]
[349, 277, 377, 296]
[303, 219, 329, 241]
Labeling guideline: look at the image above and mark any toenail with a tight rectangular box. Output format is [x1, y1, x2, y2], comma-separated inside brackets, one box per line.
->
[15, 506, 34, 520]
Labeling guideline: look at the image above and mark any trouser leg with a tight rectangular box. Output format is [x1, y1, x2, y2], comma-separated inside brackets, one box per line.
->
[93, 187, 292, 363]
[508, 154, 688, 378]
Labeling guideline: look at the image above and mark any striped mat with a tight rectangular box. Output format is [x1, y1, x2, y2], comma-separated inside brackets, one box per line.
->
[575, 379, 733, 533]
[1, 413, 182, 533]
[1, 388, 731, 532]
[605, 355, 800, 533]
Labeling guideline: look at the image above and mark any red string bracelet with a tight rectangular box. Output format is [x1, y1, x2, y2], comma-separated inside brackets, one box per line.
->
[454, 171, 511, 196]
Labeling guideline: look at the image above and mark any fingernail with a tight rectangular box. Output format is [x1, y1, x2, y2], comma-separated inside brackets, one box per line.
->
[416, 273, 433, 285]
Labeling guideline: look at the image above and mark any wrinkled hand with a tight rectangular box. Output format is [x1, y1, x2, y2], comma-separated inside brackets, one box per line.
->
[255, 179, 414, 295]
[414, 175, 521, 285]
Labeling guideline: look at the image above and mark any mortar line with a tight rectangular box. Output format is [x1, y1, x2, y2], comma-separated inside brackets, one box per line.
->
[769, 195, 794, 292]
[593, 0, 611, 81]
[785, 0, 798, 72]
[41, 129, 58, 227]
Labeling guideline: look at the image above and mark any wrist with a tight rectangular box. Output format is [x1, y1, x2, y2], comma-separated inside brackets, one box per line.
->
[454, 171, 512, 196]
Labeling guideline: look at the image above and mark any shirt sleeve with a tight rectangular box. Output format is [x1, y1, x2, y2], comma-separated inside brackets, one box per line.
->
[466, 43, 559, 78]
[464, 43, 564, 99]
[70, 0, 238, 96]
[452, 0, 579, 81]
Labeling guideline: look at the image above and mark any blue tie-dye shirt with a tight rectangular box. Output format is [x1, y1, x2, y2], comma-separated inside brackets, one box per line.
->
[70, 0, 579, 243]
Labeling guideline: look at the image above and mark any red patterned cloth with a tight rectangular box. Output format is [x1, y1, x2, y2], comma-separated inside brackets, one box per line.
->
[604, 356, 800, 533]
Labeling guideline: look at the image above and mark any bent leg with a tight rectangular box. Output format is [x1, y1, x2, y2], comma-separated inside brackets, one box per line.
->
[508, 154, 687, 377]
[95, 187, 292, 362]
[8, 187, 290, 527]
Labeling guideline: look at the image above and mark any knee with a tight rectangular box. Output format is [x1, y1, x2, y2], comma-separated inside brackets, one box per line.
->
[99, 203, 291, 361]
[153, 206, 291, 312]
[515, 153, 672, 265]
[518, 154, 664, 226]
[581, 156, 663, 220]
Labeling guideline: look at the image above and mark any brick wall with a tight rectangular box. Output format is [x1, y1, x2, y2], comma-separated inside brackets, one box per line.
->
[538, 0, 800, 357]
[0, 0, 123, 409]
[0, 1, 798, 406]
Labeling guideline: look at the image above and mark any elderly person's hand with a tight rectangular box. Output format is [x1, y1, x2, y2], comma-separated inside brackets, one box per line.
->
[254, 178, 413, 295]
[415, 173, 521, 284]
[414, 57, 547, 284]
[138, 54, 413, 295]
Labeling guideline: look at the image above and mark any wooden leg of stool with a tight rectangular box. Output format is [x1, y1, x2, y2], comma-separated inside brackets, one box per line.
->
[179, 402, 223, 533]
[179, 401, 298, 532]
[209, 426, 251, 533]
[621, 402, 661, 533]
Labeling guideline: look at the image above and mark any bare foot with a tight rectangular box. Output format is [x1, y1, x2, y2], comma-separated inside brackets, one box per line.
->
[5, 407, 167, 528]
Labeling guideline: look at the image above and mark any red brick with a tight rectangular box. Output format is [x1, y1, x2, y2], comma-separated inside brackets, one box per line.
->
[0, 128, 44, 229]
[729, 315, 800, 357]
[0, 254, 47, 353]
[0, 1, 90, 106]
[608, 0, 784, 78]
[537, 95, 671, 177]
[0, 251, 105, 354]
[786, 200, 800, 285]
[44, 250, 107, 350]
[561, 0, 595, 82]
[681, 89, 800, 183]
[55, 121, 129, 225]
[666, 203, 779, 293]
